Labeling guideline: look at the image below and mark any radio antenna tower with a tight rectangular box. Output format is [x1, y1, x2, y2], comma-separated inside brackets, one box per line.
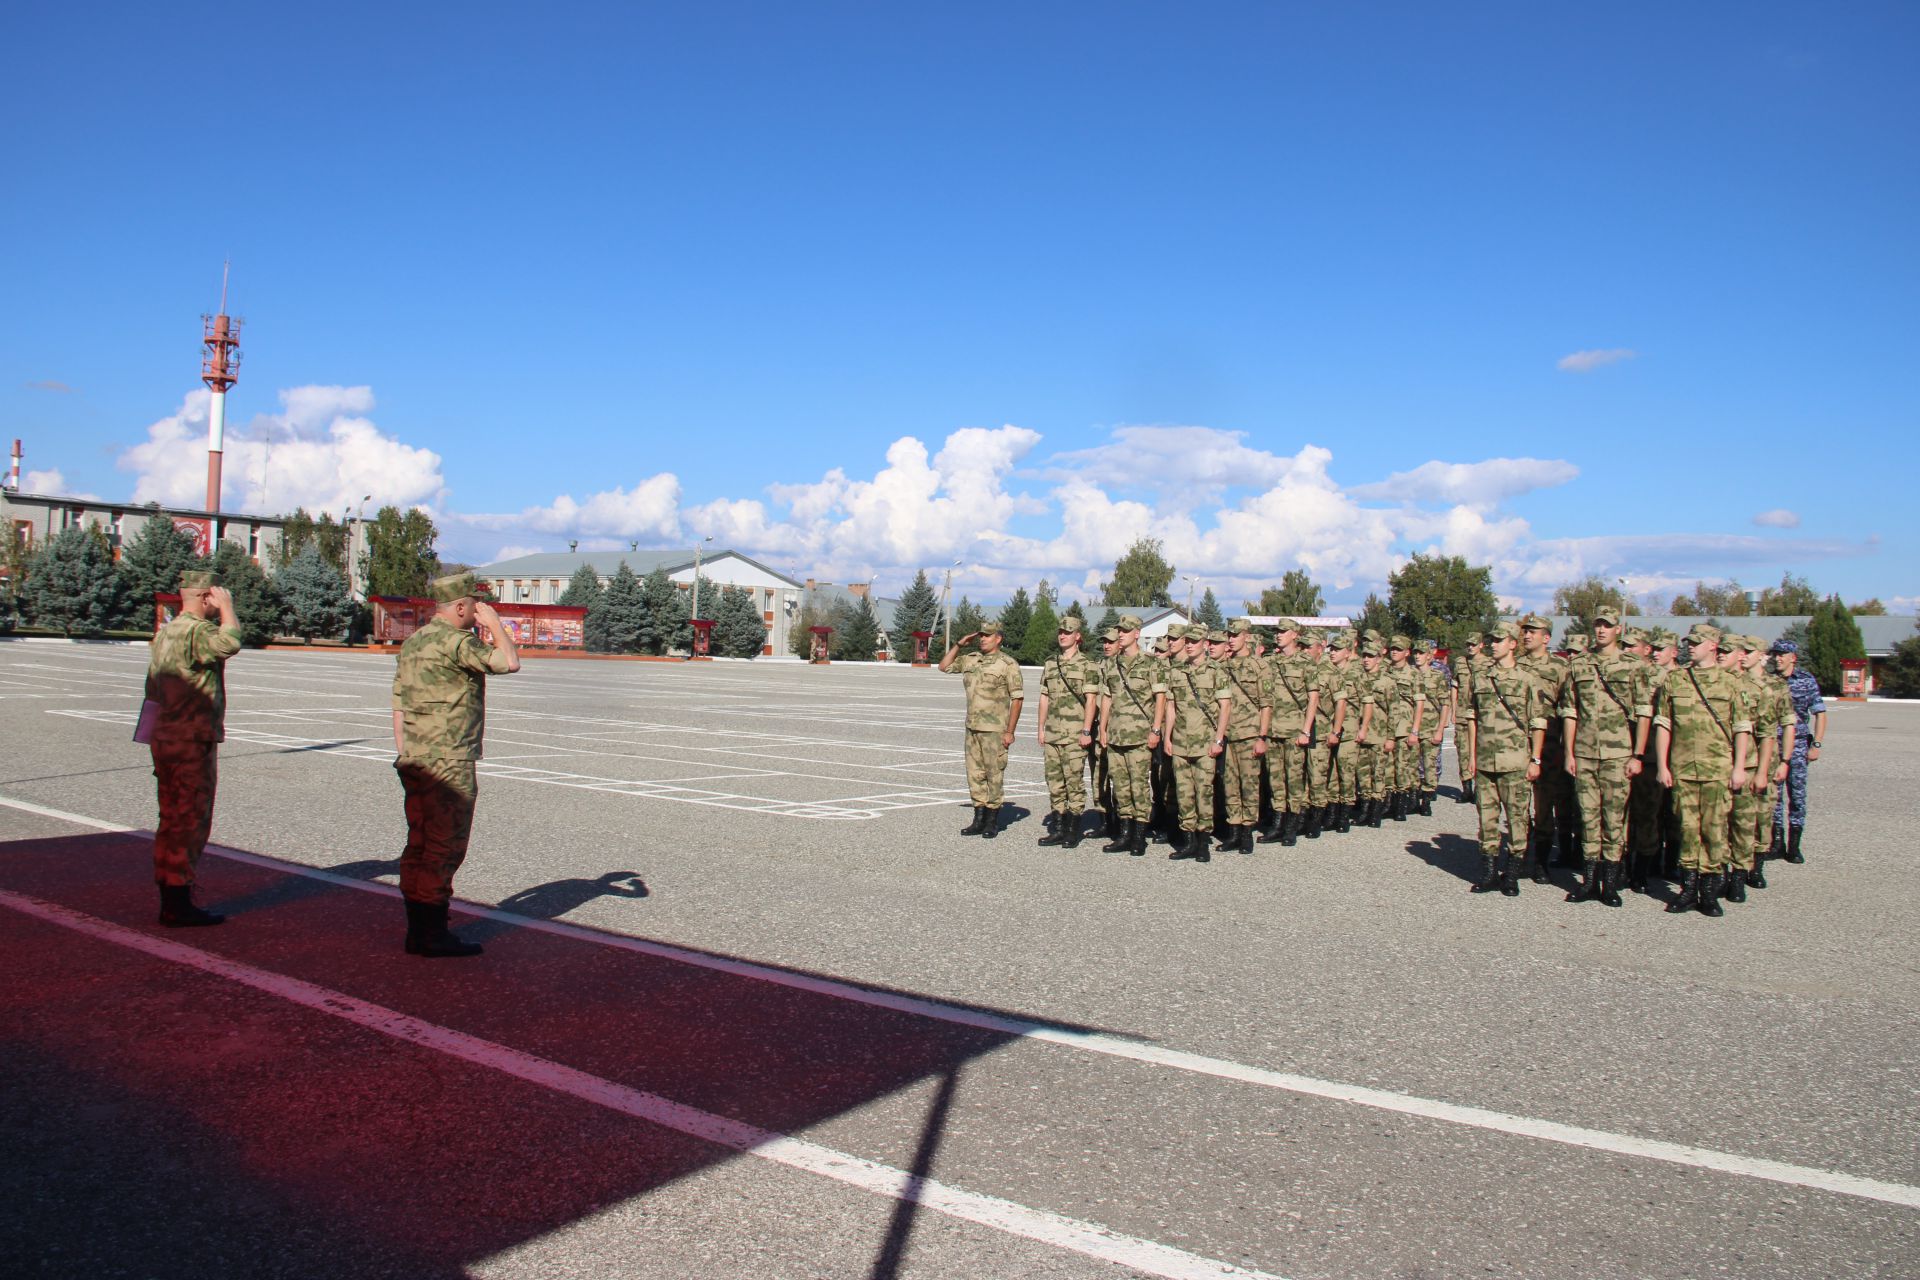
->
[200, 260, 243, 513]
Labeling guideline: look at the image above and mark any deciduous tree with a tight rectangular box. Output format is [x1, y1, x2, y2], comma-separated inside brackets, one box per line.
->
[1248, 570, 1325, 620]
[1101, 538, 1175, 608]
[360, 506, 440, 599]
[1385, 553, 1498, 650]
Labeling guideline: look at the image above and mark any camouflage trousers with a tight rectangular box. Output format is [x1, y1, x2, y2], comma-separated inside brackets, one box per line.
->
[1475, 768, 1532, 857]
[1456, 727, 1473, 790]
[1672, 778, 1733, 873]
[1170, 752, 1214, 832]
[1306, 744, 1337, 807]
[1042, 741, 1089, 816]
[1753, 780, 1779, 857]
[964, 730, 1010, 807]
[397, 758, 479, 906]
[1334, 743, 1359, 803]
[1107, 743, 1155, 821]
[1390, 738, 1417, 792]
[1352, 741, 1387, 801]
[1222, 739, 1263, 825]
[151, 740, 218, 887]
[1267, 740, 1309, 813]
[1573, 757, 1633, 864]
[1416, 736, 1443, 790]
[1628, 764, 1664, 864]
[1728, 782, 1772, 871]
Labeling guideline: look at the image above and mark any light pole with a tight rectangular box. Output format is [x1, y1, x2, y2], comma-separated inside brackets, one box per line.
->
[691, 534, 714, 620]
[350, 493, 372, 600]
[941, 558, 961, 651]
[1183, 574, 1199, 619]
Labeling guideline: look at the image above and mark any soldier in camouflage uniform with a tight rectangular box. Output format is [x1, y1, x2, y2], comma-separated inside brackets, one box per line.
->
[143, 569, 243, 927]
[1559, 609, 1651, 907]
[941, 620, 1025, 839]
[1217, 619, 1273, 853]
[392, 573, 521, 956]
[1092, 626, 1121, 836]
[1161, 624, 1232, 862]
[1385, 635, 1426, 821]
[1450, 634, 1487, 804]
[1350, 641, 1393, 826]
[1256, 619, 1319, 846]
[1652, 624, 1755, 916]
[1319, 631, 1360, 835]
[1035, 617, 1100, 848]
[1518, 614, 1573, 875]
[1646, 627, 1685, 878]
[1411, 639, 1449, 815]
[1742, 636, 1794, 889]
[1460, 620, 1549, 896]
[1716, 635, 1780, 901]
[1621, 626, 1663, 890]
[1098, 614, 1166, 855]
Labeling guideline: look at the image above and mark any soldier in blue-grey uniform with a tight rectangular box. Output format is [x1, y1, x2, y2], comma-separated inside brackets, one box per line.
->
[1768, 639, 1826, 864]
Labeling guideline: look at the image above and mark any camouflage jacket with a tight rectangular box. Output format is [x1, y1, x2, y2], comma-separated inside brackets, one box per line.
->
[1518, 653, 1569, 740]
[1039, 651, 1099, 744]
[1653, 661, 1756, 781]
[1560, 649, 1651, 760]
[393, 618, 515, 761]
[1355, 668, 1395, 743]
[1164, 659, 1230, 757]
[1748, 670, 1792, 759]
[1103, 653, 1167, 748]
[1264, 651, 1319, 740]
[952, 650, 1024, 733]
[144, 614, 244, 743]
[1315, 659, 1354, 735]
[1220, 653, 1272, 740]
[1386, 663, 1424, 737]
[1459, 661, 1551, 773]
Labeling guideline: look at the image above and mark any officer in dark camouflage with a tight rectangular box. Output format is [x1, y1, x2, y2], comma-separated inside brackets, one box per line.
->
[143, 569, 243, 926]
[392, 572, 521, 956]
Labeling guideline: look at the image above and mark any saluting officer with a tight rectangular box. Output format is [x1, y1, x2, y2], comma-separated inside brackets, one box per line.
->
[940, 620, 1024, 839]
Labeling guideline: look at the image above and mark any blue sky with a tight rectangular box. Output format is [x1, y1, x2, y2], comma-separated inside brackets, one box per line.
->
[4, 3, 1914, 611]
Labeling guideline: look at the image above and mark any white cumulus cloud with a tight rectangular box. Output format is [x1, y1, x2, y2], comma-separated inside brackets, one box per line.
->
[1752, 508, 1801, 529]
[117, 386, 446, 515]
[1557, 348, 1637, 373]
[1351, 457, 1579, 507]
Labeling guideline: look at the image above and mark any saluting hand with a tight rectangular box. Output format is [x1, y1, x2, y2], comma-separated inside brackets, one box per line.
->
[205, 585, 235, 621]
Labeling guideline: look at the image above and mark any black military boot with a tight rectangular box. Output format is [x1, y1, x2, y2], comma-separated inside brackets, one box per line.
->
[961, 806, 988, 836]
[1566, 858, 1600, 903]
[1370, 798, 1387, 827]
[979, 808, 1001, 840]
[158, 884, 225, 928]
[1468, 854, 1501, 893]
[1785, 827, 1805, 864]
[1256, 813, 1287, 844]
[1237, 825, 1256, 854]
[405, 900, 483, 957]
[1627, 853, 1649, 894]
[1192, 833, 1212, 864]
[1102, 819, 1135, 853]
[1283, 810, 1302, 845]
[1747, 862, 1767, 890]
[1768, 824, 1785, 858]
[1696, 872, 1725, 916]
[1062, 815, 1085, 849]
[1723, 868, 1747, 903]
[1420, 790, 1434, 817]
[1390, 791, 1407, 821]
[1456, 782, 1474, 805]
[1129, 821, 1149, 856]
[1666, 871, 1701, 913]
[1302, 806, 1323, 839]
[1597, 860, 1624, 908]
[1038, 813, 1068, 846]
[1327, 802, 1345, 833]
[1169, 830, 1201, 861]
[1498, 854, 1521, 897]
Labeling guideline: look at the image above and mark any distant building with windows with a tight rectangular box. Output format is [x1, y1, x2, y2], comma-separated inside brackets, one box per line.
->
[1, 486, 289, 592]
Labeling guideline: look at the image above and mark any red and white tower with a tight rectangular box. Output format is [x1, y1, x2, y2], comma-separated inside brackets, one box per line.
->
[6, 439, 19, 491]
[200, 263, 243, 513]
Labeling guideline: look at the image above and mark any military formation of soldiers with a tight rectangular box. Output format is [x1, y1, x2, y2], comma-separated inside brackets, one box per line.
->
[141, 569, 518, 955]
[946, 607, 1826, 902]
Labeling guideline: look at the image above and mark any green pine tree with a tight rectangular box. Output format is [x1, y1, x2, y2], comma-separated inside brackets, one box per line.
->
[997, 586, 1033, 656]
[586, 562, 646, 653]
[831, 594, 882, 661]
[888, 569, 941, 662]
[199, 541, 281, 646]
[1094, 605, 1120, 636]
[1805, 595, 1866, 695]
[1063, 599, 1085, 621]
[1195, 588, 1225, 631]
[23, 525, 125, 636]
[1877, 623, 1920, 699]
[1019, 593, 1060, 666]
[556, 564, 604, 609]
[114, 514, 201, 629]
[276, 543, 353, 642]
[636, 566, 679, 654]
[713, 583, 767, 658]
[951, 596, 985, 647]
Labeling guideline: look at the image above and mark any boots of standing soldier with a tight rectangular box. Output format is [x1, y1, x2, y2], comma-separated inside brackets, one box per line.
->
[1457, 781, 1474, 805]
[1498, 851, 1521, 896]
[961, 806, 988, 836]
[1169, 830, 1201, 861]
[979, 807, 1000, 840]
[1724, 867, 1747, 903]
[1566, 858, 1600, 903]
[405, 900, 483, 957]
[1785, 826, 1805, 863]
[1627, 852, 1648, 894]
[1469, 853, 1501, 893]
[1238, 825, 1256, 854]
[1529, 835, 1551, 884]
[1129, 821, 1149, 856]
[1419, 790, 1434, 817]
[1598, 860, 1624, 908]
[1390, 791, 1407, 821]
[1370, 798, 1386, 828]
[1256, 812, 1286, 843]
[1331, 802, 1349, 833]
[1062, 815, 1085, 849]
[1747, 861, 1767, 889]
[1038, 812, 1067, 846]
[157, 883, 225, 928]
[1102, 819, 1134, 853]
[1302, 806, 1323, 839]
[1193, 832, 1212, 863]
[1696, 872, 1725, 916]
[1666, 871, 1701, 913]
[1283, 810, 1302, 845]
[1768, 824, 1785, 859]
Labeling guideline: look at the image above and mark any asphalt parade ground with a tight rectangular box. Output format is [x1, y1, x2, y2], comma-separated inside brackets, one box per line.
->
[2, 641, 1916, 1280]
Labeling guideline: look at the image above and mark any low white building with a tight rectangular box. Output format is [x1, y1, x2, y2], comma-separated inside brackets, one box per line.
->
[473, 549, 804, 657]
[2, 487, 289, 589]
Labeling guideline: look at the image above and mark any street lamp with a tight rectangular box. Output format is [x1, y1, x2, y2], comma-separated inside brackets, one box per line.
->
[942, 558, 962, 651]
[1183, 574, 1199, 618]
[350, 493, 372, 600]
[691, 534, 715, 620]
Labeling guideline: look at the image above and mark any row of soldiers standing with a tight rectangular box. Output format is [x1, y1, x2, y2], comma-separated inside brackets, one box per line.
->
[943, 613, 1459, 862]
[1453, 611, 1823, 914]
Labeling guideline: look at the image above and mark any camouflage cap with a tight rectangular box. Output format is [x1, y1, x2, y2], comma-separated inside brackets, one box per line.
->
[1414, 638, 1436, 654]
[1117, 613, 1144, 630]
[1520, 613, 1552, 632]
[1647, 627, 1677, 648]
[1360, 639, 1385, 657]
[1686, 623, 1722, 648]
[179, 569, 223, 590]
[1621, 626, 1648, 647]
[428, 572, 479, 604]
[1228, 618, 1253, 634]
[1488, 620, 1522, 642]
[1727, 633, 1761, 653]
[1363, 628, 1385, 643]
[1273, 617, 1300, 633]
[1207, 629, 1231, 644]
[1566, 634, 1590, 654]
[1389, 633, 1411, 650]
[1327, 631, 1352, 650]
[1591, 607, 1621, 626]
[1056, 615, 1084, 635]
[977, 621, 1004, 636]
[1100, 626, 1120, 642]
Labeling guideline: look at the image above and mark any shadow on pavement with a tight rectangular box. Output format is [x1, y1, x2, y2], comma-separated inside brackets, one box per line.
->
[1404, 832, 1487, 884]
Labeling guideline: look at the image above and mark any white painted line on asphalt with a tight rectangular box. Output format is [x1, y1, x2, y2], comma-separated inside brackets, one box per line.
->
[5, 791, 1917, 1212]
[0, 888, 1282, 1280]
